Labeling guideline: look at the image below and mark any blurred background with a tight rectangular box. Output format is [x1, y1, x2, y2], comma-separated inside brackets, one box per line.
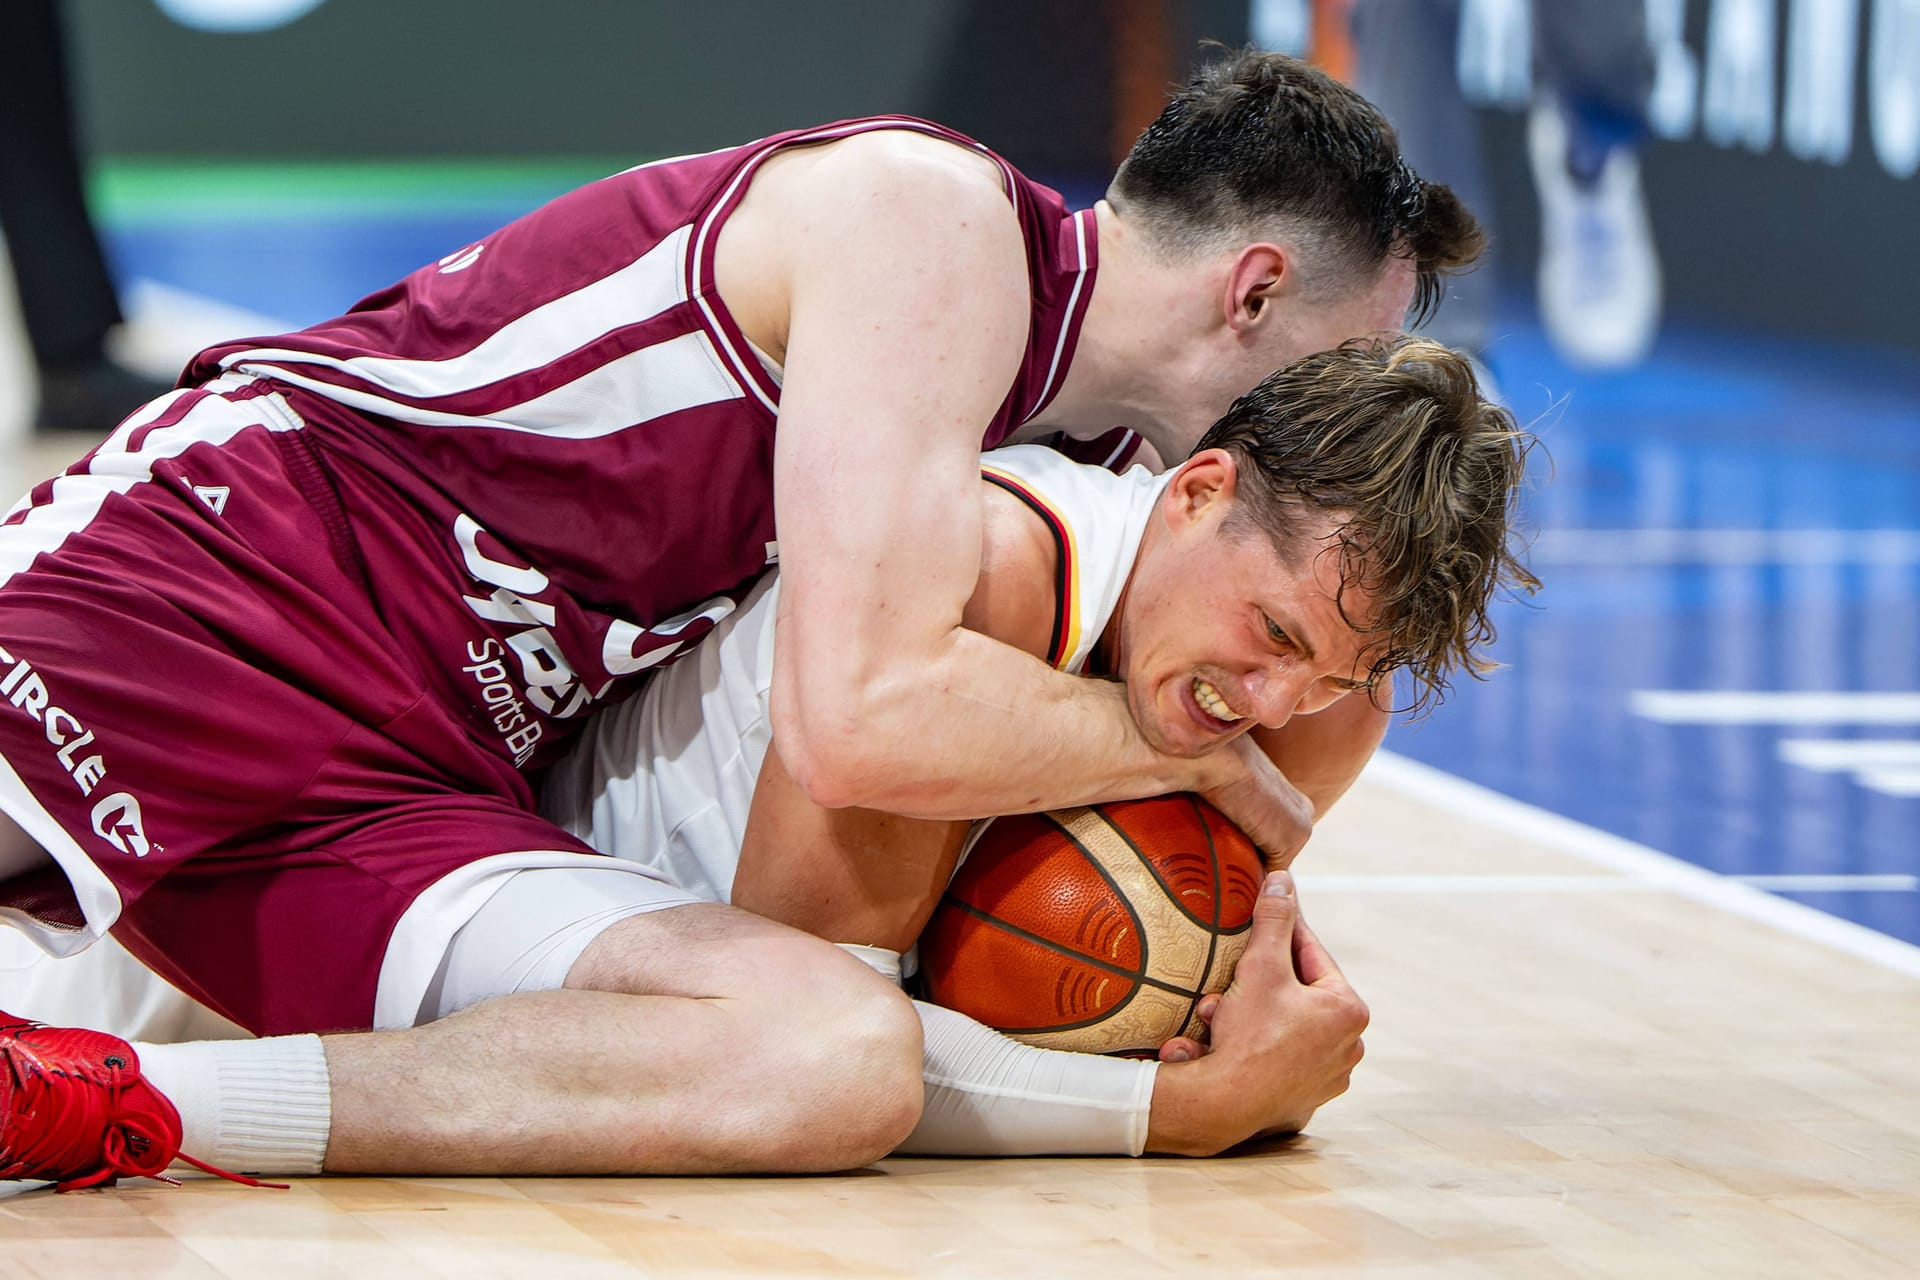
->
[3, 0, 1916, 955]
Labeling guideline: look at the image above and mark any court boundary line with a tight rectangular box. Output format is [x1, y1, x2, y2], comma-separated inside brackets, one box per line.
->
[1365, 752, 1920, 980]
[1528, 527, 1920, 565]
[1295, 873, 1917, 893]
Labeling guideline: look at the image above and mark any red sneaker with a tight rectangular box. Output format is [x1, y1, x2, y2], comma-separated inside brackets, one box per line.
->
[0, 1009, 281, 1192]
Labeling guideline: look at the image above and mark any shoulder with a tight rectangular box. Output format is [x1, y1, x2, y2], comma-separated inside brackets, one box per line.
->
[981, 445, 1149, 525]
[749, 128, 1024, 264]
[793, 128, 1010, 207]
[962, 446, 1154, 666]
[723, 126, 1031, 366]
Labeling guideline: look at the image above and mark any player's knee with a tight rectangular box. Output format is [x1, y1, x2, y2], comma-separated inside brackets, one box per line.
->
[570, 915, 921, 1170]
[833, 977, 925, 1157]
[754, 943, 923, 1168]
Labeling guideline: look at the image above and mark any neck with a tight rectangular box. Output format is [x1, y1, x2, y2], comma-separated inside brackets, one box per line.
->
[1033, 204, 1214, 462]
[1095, 511, 1162, 677]
[1091, 584, 1125, 679]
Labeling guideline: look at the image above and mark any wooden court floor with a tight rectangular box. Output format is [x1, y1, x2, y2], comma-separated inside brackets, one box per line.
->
[5, 745, 1916, 1279]
[0, 334, 1915, 1275]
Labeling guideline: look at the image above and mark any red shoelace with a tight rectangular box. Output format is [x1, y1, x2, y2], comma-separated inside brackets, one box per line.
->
[2, 1014, 286, 1192]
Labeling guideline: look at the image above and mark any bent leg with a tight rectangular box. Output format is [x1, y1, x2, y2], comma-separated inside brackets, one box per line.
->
[323, 902, 924, 1175]
[1533, 0, 1654, 152]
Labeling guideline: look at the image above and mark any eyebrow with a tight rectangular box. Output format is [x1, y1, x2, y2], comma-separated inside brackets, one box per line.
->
[1272, 606, 1368, 691]
[1270, 608, 1319, 663]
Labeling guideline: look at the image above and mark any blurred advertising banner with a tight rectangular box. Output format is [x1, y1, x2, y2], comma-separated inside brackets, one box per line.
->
[59, 0, 1917, 349]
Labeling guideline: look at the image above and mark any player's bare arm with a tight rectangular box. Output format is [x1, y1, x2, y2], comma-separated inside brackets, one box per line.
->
[731, 478, 1058, 949]
[717, 132, 1308, 855]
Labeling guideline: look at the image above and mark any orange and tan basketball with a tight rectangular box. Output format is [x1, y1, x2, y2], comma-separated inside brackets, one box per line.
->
[918, 793, 1265, 1055]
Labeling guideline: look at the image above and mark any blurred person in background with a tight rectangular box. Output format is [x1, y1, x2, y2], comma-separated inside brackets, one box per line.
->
[1345, 0, 1662, 369]
[0, 0, 173, 432]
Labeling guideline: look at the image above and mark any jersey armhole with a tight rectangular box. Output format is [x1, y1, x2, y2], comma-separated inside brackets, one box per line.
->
[980, 470, 1074, 669]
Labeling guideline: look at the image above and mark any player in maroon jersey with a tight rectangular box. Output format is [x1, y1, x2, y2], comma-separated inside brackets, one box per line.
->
[0, 51, 1483, 1183]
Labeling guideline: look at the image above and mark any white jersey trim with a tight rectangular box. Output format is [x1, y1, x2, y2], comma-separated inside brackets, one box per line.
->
[221, 228, 761, 439]
[1026, 210, 1093, 422]
[235, 327, 744, 441]
[0, 751, 120, 957]
[221, 225, 696, 407]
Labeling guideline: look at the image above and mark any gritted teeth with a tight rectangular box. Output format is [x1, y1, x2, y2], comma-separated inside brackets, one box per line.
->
[1192, 676, 1245, 723]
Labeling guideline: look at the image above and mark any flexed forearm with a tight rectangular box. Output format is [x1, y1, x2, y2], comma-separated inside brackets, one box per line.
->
[773, 620, 1213, 819]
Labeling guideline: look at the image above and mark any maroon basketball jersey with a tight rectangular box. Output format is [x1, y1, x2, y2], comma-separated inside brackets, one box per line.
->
[184, 118, 1099, 750]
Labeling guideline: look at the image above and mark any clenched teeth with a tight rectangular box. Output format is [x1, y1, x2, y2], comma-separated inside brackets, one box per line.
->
[1192, 676, 1244, 723]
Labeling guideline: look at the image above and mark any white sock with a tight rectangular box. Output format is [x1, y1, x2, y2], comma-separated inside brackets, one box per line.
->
[134, 1036, 332, 1177]
[835, 943, 904, 986]
[898, 1001, 1157, 1157]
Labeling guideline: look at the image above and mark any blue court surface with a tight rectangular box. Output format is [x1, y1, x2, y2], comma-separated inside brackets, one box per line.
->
[1399, 320, 1920, 949]
[96, 164, 1920, 953]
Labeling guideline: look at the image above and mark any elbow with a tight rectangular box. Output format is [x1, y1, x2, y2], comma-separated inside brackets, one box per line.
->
[773, 611, 956, 811]
[781, 728, 880, 811]
[771, 676, 898, 811]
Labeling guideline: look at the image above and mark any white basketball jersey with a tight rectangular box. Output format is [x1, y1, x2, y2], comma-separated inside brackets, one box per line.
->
[538, 445, 1172, 898]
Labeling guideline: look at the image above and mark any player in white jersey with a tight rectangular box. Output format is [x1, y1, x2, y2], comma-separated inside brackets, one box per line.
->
[3, 339, 1536, 1170]
[0, 440, 1353, 1157]
[541, 440, 1388, 1157]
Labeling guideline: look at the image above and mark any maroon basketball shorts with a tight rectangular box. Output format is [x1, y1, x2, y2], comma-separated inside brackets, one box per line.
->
[0, 377, 661, 1035]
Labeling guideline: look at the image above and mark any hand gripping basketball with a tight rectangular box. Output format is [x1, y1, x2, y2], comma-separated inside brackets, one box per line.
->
[1143, 870, 1370, 1155]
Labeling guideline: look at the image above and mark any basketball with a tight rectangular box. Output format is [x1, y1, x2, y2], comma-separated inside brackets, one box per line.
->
[918, 793, 1266, 1055]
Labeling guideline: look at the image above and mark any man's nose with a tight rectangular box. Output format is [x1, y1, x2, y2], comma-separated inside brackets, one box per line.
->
[1245, 667, 1314, 729]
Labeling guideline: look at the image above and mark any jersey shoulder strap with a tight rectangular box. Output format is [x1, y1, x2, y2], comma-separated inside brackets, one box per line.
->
[977, 445, 1170, 673]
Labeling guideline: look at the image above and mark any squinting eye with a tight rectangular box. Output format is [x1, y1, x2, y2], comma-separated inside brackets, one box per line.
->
[1263, 615, 1290, 647]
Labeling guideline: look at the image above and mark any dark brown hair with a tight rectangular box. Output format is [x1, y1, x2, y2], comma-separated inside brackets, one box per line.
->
[1194, 336, 1538, 711]
[1110, 48, 1483, 325]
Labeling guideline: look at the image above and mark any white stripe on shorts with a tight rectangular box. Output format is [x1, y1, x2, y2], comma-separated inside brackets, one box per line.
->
[0, 377, 304, 952]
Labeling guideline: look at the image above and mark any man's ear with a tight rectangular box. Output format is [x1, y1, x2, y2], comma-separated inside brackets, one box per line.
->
[1224, 243, 1291, 333]
[1164, 448, 1241, 530]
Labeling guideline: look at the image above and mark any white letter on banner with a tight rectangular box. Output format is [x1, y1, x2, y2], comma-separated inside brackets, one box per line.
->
[1704, 0, 1779, 151]
[1871, 0, 1920, 177]
[1457, 0, 1531, 108]
[1649, 0, 1702, 140]
[1786, 0, 1860, 163]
